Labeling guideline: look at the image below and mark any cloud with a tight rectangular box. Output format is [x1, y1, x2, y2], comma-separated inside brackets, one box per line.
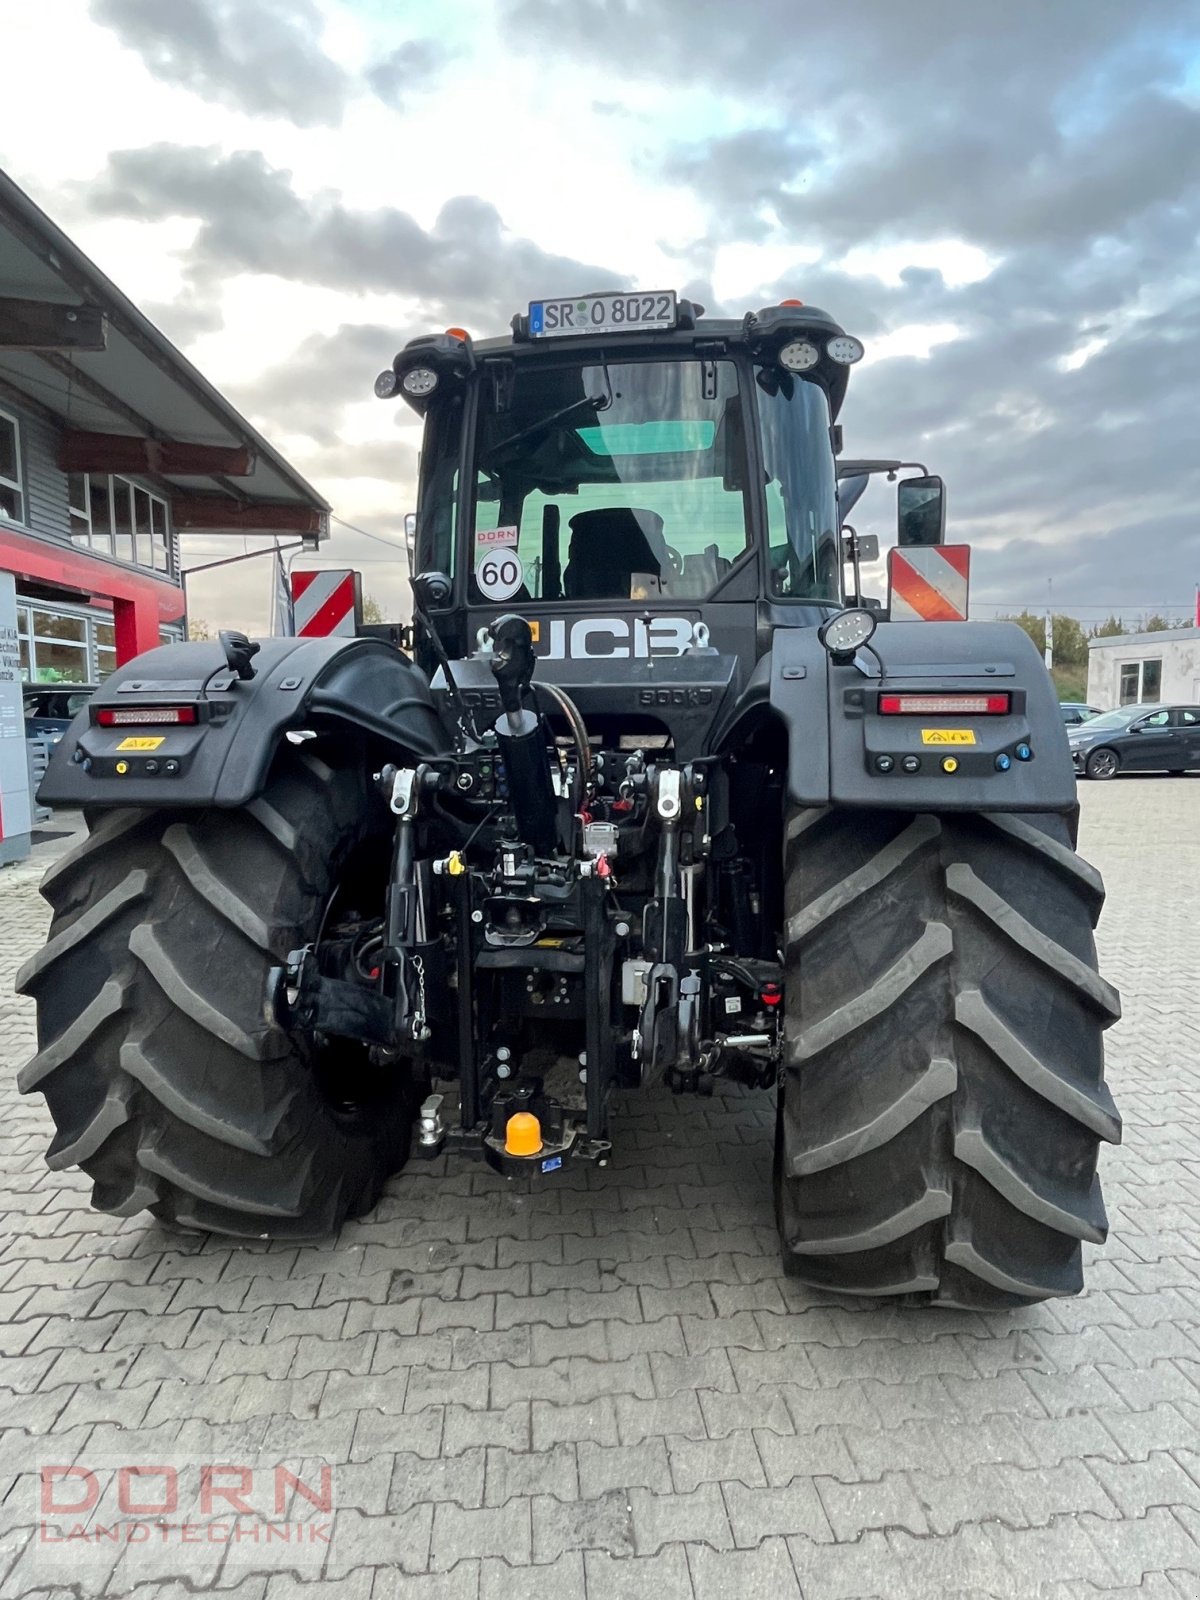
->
[227, 322, 403, 446]
[90, 0, 350, 128]
[81, 144, 625, 330]
[366, 38, 454, 107]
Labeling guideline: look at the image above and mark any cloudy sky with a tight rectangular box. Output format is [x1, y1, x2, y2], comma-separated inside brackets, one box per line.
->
[6, 0, 1200, 631]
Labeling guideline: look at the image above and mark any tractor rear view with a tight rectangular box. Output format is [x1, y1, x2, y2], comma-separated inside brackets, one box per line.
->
[20, 290, 1120, 1306]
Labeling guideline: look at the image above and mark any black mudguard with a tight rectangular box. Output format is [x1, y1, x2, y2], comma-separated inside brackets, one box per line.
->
[38, 635, 445, 810]
[768, 619, 1076, 813]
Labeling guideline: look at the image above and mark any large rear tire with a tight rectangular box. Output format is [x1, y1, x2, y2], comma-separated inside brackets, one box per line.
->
[17, 747, 419, 1238]
[775, 807, 1121, 1308]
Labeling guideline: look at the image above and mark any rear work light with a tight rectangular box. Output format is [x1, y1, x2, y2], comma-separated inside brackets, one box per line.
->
[96, 706, 198, 726]
[878, 693, 1011, 715]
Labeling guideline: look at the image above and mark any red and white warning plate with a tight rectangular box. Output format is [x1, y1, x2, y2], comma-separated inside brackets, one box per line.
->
[887, 545, 971, 622]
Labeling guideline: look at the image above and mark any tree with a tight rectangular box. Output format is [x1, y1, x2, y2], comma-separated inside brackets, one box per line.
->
[187, 617, 213, 640]
[999, 610, 1045, 653]
[361, 594, 385, 625]
[1049, 613, 1088, 666]
[1090, 616, 1125, 638]
[1143, 614, 1183, 632]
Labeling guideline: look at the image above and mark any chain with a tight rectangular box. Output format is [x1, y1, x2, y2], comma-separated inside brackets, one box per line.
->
[410, 953, 429, 1041]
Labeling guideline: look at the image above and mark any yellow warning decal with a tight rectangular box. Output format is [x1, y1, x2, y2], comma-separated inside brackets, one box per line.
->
[116, 736, 165, 751]
[921, 728, 976, 746]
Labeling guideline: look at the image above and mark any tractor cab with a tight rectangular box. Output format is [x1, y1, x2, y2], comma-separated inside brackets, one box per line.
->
[380, 293, 873, 671]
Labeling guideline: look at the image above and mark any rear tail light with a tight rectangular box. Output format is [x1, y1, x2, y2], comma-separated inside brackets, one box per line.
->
[878, 693, 1010, 715]
[96, 706, 198, 726]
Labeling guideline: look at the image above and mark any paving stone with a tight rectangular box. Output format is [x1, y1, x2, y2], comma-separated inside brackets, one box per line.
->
[445, 1403, 529, 1455]
[388, 1447, 486, 1512]
[429, 1499, 532, 1570]
[666, 1428, 766, 1492]
[629, 1483, 734, 1555]
[577, 1436, 671, 1497]
[531, 1488, 634, 1562]
[688, 1536, 803, 1599]
[479, 1552, 583, 1600]
[815, 1471, 931, 1540]
[484, 1441, 578, 1505]
[583, 1545, 694, 1600]
[324, 1505, 433, 1579]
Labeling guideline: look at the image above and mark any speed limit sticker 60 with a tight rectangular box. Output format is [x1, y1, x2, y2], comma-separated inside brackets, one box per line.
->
[475, 549, 523, 600]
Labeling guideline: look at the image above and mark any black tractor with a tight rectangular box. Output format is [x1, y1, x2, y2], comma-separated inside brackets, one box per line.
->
[20, 290, 1120, 1307]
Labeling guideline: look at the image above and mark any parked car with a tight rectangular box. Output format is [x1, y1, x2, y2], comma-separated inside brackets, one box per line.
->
[1060, 702, 1101, 726]
[1067, 703, 1200, 779]
[23, 684, 97, 743]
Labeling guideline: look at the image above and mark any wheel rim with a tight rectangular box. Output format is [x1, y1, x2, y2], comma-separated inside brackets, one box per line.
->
[1090, 750, 1117, 779]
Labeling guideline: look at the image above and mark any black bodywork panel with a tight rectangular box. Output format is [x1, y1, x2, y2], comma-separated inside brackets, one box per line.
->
[37, 635, 444, 809]
[770, 618, 1076, 812]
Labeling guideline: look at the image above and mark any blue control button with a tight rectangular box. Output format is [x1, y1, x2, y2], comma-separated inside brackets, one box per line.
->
[995, 753, 1012, 772]
[1015, 743, 1032, 761]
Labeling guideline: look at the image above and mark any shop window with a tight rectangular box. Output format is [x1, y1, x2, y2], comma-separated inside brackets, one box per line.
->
[33, 610, 86, 644]
[111, 478, 134, 562]
[1118, 659, 1163, 705]
[0, 410, 23, 523]
[29, 609, 89, 683]
[68, 473, 91, 539]
[89, 476, 113, 550]
[151, 494, 170, 571]
[95, 619, 116, 680]
[82, 475, 173, 574]
[31, 632, 89, 681]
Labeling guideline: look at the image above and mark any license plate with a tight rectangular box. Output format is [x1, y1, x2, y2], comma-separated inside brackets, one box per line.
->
[529, 291, 677, 338]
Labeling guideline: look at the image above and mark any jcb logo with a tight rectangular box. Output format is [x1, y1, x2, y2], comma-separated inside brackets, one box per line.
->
[532, 617, 694, 660]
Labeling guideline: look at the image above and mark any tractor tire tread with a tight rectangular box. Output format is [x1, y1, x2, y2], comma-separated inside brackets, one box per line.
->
[777, 806, 1119, 1308]
[20, 752, 415, 1238]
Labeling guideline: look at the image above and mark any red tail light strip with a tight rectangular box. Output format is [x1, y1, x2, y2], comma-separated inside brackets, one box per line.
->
[96, 707, 198, 726]
[878, 694, 1010, 715]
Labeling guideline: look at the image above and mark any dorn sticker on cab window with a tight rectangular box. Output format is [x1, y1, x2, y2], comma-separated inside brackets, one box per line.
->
[476, 526, 518, 548]
[921, 729, 976, 745]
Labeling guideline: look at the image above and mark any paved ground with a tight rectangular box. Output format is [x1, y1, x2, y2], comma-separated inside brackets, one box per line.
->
[1, 782, 1198, 1599]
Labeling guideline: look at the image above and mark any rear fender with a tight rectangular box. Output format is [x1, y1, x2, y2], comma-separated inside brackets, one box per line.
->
[38, 635, 445, 809]
[769, 620, 1076, 813]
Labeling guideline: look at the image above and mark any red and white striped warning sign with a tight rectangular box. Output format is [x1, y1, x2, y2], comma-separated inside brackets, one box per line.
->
[887, 545, 971, 622]
[291, 569, 362, 636]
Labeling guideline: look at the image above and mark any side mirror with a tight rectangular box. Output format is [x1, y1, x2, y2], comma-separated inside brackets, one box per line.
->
[403, 512, 417, 565]
[897, 475, 946, 546]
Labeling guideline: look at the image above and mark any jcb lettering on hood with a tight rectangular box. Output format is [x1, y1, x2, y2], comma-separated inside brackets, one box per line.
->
[532, 617, 694, 660]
